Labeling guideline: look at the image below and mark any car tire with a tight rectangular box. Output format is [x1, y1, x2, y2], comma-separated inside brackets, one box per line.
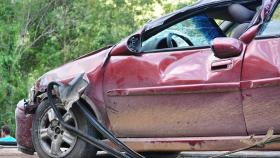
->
[32, 100, 97, 158]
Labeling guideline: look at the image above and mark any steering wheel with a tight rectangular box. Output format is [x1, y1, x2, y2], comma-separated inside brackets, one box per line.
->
[166, 32, 194, 48]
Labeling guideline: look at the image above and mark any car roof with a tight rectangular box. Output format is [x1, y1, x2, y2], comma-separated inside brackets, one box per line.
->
[144, 0, 260, 32]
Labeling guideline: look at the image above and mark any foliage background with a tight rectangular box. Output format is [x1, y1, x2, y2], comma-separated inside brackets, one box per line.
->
[0, 0, 197, 136]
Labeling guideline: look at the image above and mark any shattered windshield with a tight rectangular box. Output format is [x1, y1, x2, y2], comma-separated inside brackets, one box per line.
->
[142, 14, 224, 51]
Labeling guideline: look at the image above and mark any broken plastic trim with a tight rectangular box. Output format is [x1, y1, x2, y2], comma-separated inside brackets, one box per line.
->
[47, 75, 144, 158]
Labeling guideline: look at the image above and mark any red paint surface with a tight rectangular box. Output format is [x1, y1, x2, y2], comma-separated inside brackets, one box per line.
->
[104, 47, 246, 137]
[37, 47, 112, 126]
[242, 38, 280, 135]
[240, 0, 280, 135]
[212, 37, 243, 58]
[15, 100, 33, 150]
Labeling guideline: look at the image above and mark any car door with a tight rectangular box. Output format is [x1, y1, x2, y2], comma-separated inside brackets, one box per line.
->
[242, 1, 280, 135]
[103, 14, 247, 138]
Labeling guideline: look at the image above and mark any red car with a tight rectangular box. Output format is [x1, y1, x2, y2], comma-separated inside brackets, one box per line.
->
[16, 0, 280, 157]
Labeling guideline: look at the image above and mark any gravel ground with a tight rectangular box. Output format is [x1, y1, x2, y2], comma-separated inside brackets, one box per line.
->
[0, 147, 37, 158]
[1, 147, 280, 158]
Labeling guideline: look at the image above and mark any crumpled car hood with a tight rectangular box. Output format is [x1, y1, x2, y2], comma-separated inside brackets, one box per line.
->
[35, 46, 113, 92]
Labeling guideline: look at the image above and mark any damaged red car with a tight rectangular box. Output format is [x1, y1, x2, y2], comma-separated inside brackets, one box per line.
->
[16, 0, 280, 157]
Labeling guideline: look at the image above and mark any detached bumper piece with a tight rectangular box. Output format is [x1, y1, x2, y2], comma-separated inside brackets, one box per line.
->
[47, 74, 144, 158]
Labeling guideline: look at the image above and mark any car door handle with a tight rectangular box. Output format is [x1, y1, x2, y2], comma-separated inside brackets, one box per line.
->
[211, 59, 233, 71]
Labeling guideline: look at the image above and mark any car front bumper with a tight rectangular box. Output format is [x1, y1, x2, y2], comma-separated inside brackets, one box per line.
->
[15, 100, 34, 155]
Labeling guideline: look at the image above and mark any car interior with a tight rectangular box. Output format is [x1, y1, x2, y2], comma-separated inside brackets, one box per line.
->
[210, 2, 262, 38]
[141, 1, 262, 52]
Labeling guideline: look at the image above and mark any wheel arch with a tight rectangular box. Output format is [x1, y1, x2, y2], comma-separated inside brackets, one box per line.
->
[80, 95, 108, 127]
[34, 91, 106, 125]
[32, 91, 106, 138]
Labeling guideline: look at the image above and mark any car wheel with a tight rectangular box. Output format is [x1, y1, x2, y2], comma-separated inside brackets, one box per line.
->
[32, 100, 97, 158]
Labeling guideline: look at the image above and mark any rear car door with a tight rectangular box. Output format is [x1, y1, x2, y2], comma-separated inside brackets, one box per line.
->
[104, 14, 247, 138]
[242, 1, 280, 135]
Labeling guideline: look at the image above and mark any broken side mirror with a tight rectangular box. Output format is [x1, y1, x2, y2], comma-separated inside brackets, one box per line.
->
[211, 37, 244, 59]
[127, 34, 141, 54]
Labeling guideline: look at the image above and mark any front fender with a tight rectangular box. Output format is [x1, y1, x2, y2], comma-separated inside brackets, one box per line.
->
[26, 46, 113, 128]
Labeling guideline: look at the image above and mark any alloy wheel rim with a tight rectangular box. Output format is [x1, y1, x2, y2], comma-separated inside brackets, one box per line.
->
[38, 106, 77, 157]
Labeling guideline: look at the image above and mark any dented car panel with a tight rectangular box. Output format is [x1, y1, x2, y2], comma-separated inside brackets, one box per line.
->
[35, 47, 111, 91]
[242, 37, 280, 135]
[239, 0, 280, 136]
[103, 47, 247, 137]
[35, 47, 112, 125]
[16, 0, 280, 154]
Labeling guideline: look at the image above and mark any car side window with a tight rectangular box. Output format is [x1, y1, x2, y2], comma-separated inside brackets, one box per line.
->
[259, 3, 280, 36]
[141, 14, 224, 52]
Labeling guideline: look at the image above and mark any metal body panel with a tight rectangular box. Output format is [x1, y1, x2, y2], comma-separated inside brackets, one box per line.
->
[240, 0, 279, 135]
[105, 92, 245, 137]
[242, 38, 280, 135]
[104, 136, 280, 152]
[34, 47, 112, 127]
[103, 47, 246, 137]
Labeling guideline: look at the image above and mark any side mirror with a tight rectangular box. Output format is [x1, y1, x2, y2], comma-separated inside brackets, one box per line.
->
[127, 34, 141, 54]
[110, 34, 141, 56]
[211, 37, 243, 59]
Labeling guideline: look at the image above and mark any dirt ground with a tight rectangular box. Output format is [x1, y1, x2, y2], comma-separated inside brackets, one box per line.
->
[1, 147, 280, 158]
[0, 148, 37, 158]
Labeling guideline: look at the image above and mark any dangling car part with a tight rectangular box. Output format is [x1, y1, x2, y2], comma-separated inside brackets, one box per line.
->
[211, 129, 280, 158]
[46, 74, 144, 158]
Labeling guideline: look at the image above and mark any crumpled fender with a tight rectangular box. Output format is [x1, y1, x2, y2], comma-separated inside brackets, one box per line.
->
[57, 73, 89, 111]
[32, 46, 113, 127]
[35, 47, 111, 91]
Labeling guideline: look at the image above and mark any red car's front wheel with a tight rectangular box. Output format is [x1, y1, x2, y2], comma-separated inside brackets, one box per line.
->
[32, 100, 97, 158]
